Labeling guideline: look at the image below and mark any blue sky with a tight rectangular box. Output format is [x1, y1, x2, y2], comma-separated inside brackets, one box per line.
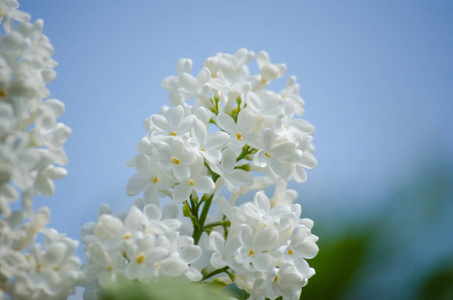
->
[19, 0, 453, 269]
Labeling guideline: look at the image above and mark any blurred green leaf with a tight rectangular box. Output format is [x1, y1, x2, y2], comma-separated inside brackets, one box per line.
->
[301, 233, 370, 299]
[418, 265, 453, 300]
[102, 279, 232, 300]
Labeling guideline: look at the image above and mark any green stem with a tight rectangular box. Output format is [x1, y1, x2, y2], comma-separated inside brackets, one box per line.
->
[236, 145, 257, 162]
[202, 266, 229, 281]
[193, 193, 214, 244]
[203, 220, 231, 229]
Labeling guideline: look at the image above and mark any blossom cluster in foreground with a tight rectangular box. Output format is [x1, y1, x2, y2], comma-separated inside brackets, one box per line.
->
[82, 47, 319, 299]
[0, 1, 82, 299]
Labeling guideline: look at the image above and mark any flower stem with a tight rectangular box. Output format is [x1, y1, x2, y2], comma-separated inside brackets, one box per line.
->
[202, 266, 229, 281]
[193, 193, 214, 244]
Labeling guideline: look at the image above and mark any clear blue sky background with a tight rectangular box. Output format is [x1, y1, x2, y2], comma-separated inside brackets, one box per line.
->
[17, 0, 453, 297]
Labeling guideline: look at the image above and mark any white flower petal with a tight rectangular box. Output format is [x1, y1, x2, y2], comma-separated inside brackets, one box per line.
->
[253, 150, 268, 168]
[169, 105, 184, 129]
[126, 173, 150, 196]
[172, 184, 191, 203]
[228, 170, 253, 186]
[177, 115, 196, 134]
[179, 73, 198, 90]
[217, 113, 236, 134]
[221, 148, 236, 173]
[268, 158, 285, 178]
[237, 109, 254, 132]
[176, 58, 192, 74]
[173, 165, 190, 181]
[255, 229, 278, 251]
[271, 142, 296, 159]
[194, 176, 214, 194]
[293, 165, 307, 183]
[300, 153, 317, 169]
[239, 225, 254, 248]
[290, 119, 314, 134]
[196, 68, 211, 85]
[220, 64, 237, 84]
[218, 197, 234, 221]
[253, 253, 273, 272]
[180, 245, 202, 263]
[257, 51, 270, 69]
[150, 114, 170, 133]
[159, 258, 188, 276]
[185, 267, 202, 281]
[144, 204, 161, 221]
[206, 131, 229, 149]
[193, 120, 207, 145]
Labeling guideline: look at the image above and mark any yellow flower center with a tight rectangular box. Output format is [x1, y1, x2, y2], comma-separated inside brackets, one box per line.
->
[136, 254, 146, 264]
[153, 176, 159, 183]
[265, 152, 270, 158]
[274, 275, 279, 282]
[288, 249, 293, 255]
[169, 131, 177, 136]
[201, 147, 205, 152]
[123, 234, 131, 239]
[107, 266, 113, 271]
[172, 157, 180, 164]
[236, 133, 243, 140]
[189, 180, 194, 186]
[248, 250, 255, 257]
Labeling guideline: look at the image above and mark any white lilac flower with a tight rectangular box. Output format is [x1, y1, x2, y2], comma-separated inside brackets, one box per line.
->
[178, 67, 211, 99]
[189, 119, 229, 164]
[82, 243, 128, 288]
[280, 75, 305, 117]
[162, 58, 193, 106]
[284, 225, 319, 262]
[142, 204, 181, 235]
[0, 0, 71, 224]
[158, 139, 199, 182]
[245, 90, 284, 121]
[124, 48, 319, 300]
[93, 206, 145, 249]
[218, 48, 255, 76]
[270, 180, 298, 207]
[211, 148, 253, 193]
[149, 105, 196, 142]
[253, 129, 296, 178]
[235, 224, 277, 272]
[266, 263, 313, 300]
[208, 231, 241, 270]
[216, 108, 255, 150]
[82, 203, 202, 295]
[256, 50, 286, 83]
[126, 153, 171, 202]
[207, 191, 318, 300]
[203, 56, 221, 77]
[171, 158, 214, 203]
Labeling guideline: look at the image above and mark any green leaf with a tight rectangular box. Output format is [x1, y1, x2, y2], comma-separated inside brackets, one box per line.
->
[301, 233, 370, 299]
[102, 279, 232, 300]
[418, 263, 453, 300]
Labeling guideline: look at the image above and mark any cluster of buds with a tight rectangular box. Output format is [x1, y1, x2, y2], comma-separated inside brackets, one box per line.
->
[83, 48, 319, 300]
[0, 1, 82, 299]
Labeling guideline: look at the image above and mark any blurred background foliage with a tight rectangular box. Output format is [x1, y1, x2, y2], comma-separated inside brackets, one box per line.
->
[303, 162, 453, 299]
